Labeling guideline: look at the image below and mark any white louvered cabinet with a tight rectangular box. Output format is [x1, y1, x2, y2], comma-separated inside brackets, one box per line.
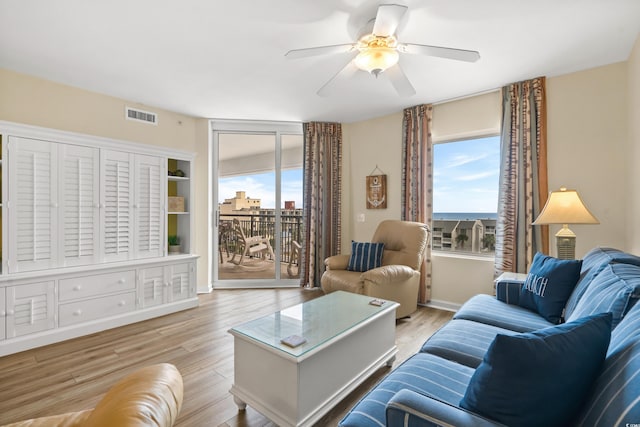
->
[101, 150, 135, 262]
[139, 260, 196, 308]
[134, 154, 165, 259]
[59, 144, 100, 267]
[0, 121, 197, 357]
[0, 289, 5, 340]
[5, 280, 56, 339]
[7, 137, 58, 273]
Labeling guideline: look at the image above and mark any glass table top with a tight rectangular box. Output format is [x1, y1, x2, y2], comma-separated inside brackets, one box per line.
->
[229, 291, 397, 357]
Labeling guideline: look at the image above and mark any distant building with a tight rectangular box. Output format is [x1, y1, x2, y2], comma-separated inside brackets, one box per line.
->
[432, 218, 497, 254]
[220, 191, 261, 215]
[285, 201, 295, 210]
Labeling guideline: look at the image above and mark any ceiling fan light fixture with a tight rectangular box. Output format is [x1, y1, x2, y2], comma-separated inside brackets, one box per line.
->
[354, 46, 399, 76]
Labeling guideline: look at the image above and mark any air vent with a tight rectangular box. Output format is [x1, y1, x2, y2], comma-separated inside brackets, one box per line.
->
[125, 107, 158, 125]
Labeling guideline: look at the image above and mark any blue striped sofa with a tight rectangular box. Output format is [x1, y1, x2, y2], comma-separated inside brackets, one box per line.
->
[339, 247, 640, 427]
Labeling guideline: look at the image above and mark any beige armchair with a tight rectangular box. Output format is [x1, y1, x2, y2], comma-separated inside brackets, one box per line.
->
[321, 220, 430, 318]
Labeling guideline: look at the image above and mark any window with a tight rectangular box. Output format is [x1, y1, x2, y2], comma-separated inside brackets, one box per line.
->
[432, 135, 500, 256]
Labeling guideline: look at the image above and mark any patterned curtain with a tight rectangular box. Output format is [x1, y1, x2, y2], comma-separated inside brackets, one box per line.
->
[401, 104, 433, 303]
[300, 122, 342, 287]
[494, 77, 549, 275]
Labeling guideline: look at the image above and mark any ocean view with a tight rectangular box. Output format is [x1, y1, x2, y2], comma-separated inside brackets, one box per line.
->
[433, 212, 497, 220]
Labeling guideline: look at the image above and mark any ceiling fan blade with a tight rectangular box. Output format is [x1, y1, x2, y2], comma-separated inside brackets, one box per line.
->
[400, 43, 480, 62]
[372, 4, 408, 37]
[285, 43, 356, 59]
[385, 64, 416, 97]
[317, 56, 359, 97]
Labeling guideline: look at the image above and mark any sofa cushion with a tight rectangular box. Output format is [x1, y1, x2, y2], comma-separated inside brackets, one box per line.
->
[566, 263, 640, 328]
[565, 247, 640, 319]
[347, 241, 385, 272]
[420, 319, 517, 368]
[453, 294, 555, 332]
[339, 352, 474, 427]
[460, 313, 612, 427]
[575, 302, 640, 426]
[518, 252, 582, 323]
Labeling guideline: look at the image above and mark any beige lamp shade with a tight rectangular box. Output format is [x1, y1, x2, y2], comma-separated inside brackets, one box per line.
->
[533, 187, 599, 225]
[533, 187, 599, 260]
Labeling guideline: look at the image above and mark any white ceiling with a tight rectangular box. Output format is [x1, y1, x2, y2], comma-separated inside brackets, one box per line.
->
[1, 0, 639, 124]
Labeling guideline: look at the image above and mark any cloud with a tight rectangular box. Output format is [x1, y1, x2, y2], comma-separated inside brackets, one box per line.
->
[454, 171, 498, 182]
[445, 153, 488, 169]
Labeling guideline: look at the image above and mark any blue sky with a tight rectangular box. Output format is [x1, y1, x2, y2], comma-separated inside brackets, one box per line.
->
[433, 135, 500, 213]
[219, 135, 499, 212]
[219, 169, 303, 209]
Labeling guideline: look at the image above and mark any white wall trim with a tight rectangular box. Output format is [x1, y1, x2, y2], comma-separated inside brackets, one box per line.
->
[0, 120, 195, 159]
[423, 299, 461, 313]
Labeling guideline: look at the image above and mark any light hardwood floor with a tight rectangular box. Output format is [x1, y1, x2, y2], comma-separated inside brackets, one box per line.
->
[0, 288, 453, 426]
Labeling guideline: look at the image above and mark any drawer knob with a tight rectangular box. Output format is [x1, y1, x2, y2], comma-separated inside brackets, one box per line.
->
[7, 310, 14, 316]
[118, 301, 126, 307]
[73, 285, 82, 291]
[0, 310, 6, 316]
[73, 310, 82, 316]
[118, 279, 126, 284]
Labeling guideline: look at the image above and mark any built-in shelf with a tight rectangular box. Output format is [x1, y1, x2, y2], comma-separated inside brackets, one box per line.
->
[167, 158, 191, 256]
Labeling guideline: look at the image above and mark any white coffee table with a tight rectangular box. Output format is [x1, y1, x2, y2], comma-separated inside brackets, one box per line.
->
[228, 290, 399, 427]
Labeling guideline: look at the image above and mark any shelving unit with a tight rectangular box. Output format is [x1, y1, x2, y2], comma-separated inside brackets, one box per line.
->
[167, 158, 192, 255]
[0, 121, 198, 356]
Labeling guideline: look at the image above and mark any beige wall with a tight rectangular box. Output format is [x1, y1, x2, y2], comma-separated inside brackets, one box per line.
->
[628, 35, 640, 253]
[341, 91, 501, 308]
[546, 62, 629, 258]
[341, 112, 403, 251]
[0, 68, 211, 290]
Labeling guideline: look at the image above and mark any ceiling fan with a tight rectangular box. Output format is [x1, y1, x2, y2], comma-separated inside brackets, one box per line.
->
[285, 4, 480, 97]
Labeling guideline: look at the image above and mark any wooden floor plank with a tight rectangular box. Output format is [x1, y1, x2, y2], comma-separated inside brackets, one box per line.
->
[0, 288, 453, 426]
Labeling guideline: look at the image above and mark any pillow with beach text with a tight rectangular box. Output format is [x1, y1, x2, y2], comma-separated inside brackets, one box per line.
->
[518, 252, 582, 323]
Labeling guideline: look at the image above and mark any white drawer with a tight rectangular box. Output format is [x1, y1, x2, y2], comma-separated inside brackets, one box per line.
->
[59, 270, 136, 301]
[59, 292, 136, 327]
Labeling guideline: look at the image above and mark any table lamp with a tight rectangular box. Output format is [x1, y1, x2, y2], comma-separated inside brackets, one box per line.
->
[533, 187, 599, 259]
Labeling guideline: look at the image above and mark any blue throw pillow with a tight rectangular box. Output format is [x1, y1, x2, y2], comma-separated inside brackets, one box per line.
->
[519, 252, 582, 323]
[347, 241, 384, 272]
[460, 312, 612, 427]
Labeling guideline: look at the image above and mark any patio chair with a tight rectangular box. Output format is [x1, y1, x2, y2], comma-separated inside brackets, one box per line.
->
[287, 240, 302, 278]
[230, 218, 274, 266]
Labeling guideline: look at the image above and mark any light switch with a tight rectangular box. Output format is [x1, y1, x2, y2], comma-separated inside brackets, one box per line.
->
[357, 213, 365, 222]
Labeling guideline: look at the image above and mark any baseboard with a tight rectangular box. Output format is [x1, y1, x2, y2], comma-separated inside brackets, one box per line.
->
[423, 299, 461, 313]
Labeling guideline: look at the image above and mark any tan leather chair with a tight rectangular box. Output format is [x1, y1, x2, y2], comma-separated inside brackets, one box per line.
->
[2, 363, 183, 427]
[321, 220, 430, 318]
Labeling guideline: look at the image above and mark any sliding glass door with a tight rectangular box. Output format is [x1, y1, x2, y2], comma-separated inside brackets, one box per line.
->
[211, 121, 303, 288]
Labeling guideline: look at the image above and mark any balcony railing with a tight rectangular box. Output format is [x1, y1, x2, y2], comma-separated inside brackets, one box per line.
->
[219, 212, 303, 264]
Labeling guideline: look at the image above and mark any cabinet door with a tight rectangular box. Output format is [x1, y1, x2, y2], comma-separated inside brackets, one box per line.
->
[101, 150, 135, 262]
[59, 144, 100, 267]
[139, 266, 165, 308]
[134, 155, 165, 259]
[6, 281, 56, 338]
[168, 262, 195, 302]
[7, 137, 58, 273]
[0, 289, 5, 341]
